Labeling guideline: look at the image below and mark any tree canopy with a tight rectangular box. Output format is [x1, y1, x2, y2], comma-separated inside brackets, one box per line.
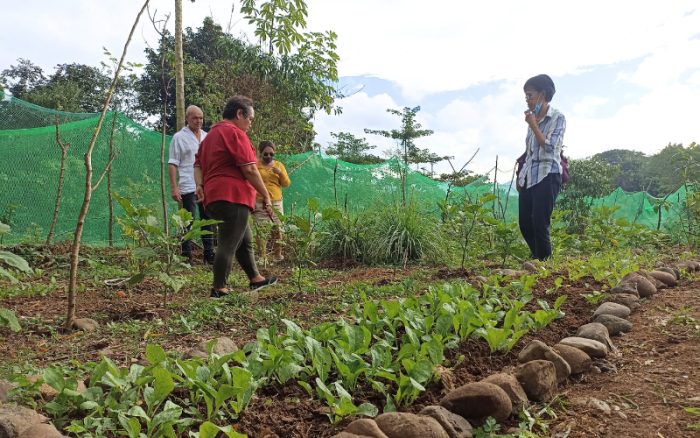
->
[325, 132, 383, 165]
[136, 17, 340, 153]
[1, 59, 139, 118]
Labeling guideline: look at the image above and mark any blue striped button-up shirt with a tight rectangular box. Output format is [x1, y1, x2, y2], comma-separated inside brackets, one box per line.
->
[518, 106, 566, 189]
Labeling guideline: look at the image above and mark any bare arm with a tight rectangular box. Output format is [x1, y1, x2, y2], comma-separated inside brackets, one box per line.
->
[194, 166, 204, 204]
[168, 164, 181, 202]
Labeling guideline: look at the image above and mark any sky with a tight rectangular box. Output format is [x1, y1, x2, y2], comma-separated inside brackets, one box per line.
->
[2, 0, 699, 178]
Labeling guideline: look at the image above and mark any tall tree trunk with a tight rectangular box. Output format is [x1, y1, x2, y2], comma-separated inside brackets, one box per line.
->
[108, 113, 117, 246]
[160, 33, 171, 236]
[175, 0, 185, 131]
[65, 0, 149, 331]
[46, 116, 69, 245]
[161, 96, 170, 236]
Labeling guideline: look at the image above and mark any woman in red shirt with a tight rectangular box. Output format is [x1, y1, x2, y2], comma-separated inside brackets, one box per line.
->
[194, 96, 277, 298]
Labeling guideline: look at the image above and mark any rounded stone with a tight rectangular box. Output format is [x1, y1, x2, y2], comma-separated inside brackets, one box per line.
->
[621, 273, 656, 298]
[439, 382, 512, 426]
[0, 405, 50, 438]
[26, 376, 58, 398]
[474, 276, 488, 285]
[490, 269, 527, 277]
[513, 360, 557, 402]
[552, 344, 592, 374]
[517, 340, 550, 364]
[594, 314, 632, 336]
[73, 318, 99, 332]
[188, 337, 238, 358]
[593, 302, 631, 319]
[677, 261, 700, 272]
[481, 373, 528, 416]
[604, 294, 639, 312]
[656, 267, 680, 280]
[345, 419, 389, 438]
[375, 413, 449, 438]
[610, 282, 639, 298]
[558, 337, 608, 358]
[418, 406, 473, 438]
[543, 350, 572, 383]
[18, 424, 59, 438]
[522, 262, 538, 273]
[576, 323, 611, 346]
[331, 433, 365, 438]
[0, 380, 15, 404]
[649, 271, 677, 287]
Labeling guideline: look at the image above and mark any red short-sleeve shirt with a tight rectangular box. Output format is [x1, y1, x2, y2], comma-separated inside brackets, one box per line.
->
[194, 121, 258, 210]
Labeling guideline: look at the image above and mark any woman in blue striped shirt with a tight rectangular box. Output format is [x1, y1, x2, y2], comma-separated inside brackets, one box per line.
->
[517, 74, 566, 261]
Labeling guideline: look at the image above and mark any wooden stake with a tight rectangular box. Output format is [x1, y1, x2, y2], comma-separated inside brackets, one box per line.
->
[46, 117, 70, 245]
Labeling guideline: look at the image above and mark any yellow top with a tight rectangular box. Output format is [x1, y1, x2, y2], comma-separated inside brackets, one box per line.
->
[256, 161, 290, 201]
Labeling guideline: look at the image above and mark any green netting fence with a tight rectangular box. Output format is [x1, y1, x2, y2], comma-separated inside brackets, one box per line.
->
[0, 91, 692, 246]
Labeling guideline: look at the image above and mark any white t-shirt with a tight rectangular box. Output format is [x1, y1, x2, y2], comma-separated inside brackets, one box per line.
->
[168, 126, 207, 194]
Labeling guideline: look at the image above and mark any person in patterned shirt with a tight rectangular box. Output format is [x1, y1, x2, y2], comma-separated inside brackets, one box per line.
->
[517, 74, 566, 261]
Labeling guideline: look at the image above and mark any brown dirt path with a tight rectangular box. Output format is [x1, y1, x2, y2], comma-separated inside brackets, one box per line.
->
[544, 281, 700, 438]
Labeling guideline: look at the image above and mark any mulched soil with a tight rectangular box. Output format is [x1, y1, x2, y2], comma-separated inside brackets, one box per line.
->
[1, 254, 699, 438]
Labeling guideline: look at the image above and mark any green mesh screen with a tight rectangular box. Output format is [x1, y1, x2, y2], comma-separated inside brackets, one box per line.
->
[0, 91, 691, 246]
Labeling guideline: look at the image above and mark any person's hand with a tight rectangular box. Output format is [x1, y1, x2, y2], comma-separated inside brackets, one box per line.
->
[195, 186, 205, 204]
[271, 167, 282, 175]
[524, 110, 538, 128]
[516, 178, 521, 193]
[171, 187, 182, 202]
[262, 196, 274, 219]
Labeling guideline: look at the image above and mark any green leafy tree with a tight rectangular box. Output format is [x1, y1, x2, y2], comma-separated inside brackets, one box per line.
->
[2, 60, 140, 119]
[435, 170, 483, 187]
[241, 0, 309, 55]
[645, 143, 700, 196]
[0, 58, 46, 98]
[596, 149, 647, 193]
[557, 156, 617, 233]
[137, 17, 340, 151]
[325, 132, 383, 164]
[364, 106, 434, 166]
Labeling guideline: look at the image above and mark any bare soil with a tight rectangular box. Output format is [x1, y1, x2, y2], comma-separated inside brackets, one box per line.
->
[1, 252, 699, 438]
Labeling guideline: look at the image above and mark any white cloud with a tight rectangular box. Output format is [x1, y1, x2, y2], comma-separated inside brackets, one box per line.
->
[315, 82, 527, 176]
[571, 96, 609, 117]
[568, 82, 700, 158]
[3, 0, 700, 182]
[313, 92, 403, 154]
[630, 39, 700, 87]
[306, 0, 700, 99]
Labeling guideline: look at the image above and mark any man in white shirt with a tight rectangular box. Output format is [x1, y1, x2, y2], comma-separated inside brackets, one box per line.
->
[168, 105, 214, 264]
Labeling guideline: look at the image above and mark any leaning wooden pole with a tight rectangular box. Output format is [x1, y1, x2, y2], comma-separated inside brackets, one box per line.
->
[46, 116, 70, 245]
[65, 0, 150, 330]
[108, 113, 117, 246]
[334, 159, 339, 208]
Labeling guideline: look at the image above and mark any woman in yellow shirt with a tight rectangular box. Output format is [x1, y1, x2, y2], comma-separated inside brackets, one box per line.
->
[253, 141, 291, 261]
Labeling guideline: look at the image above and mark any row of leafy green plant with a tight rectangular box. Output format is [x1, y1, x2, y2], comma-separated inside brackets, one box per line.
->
[314, 193, 669, 272]
[7, 275, 566, 436]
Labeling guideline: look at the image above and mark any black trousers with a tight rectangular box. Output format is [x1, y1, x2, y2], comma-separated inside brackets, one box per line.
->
[206, 201, 259, 288]
[518, 172, 561, 261]
[181, 192, 214, 259]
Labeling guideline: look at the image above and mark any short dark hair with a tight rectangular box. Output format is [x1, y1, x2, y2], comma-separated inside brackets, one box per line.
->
[524, 74, 556, 102]
[222, 95, 254, 120]
[259, 140, 275, 154]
